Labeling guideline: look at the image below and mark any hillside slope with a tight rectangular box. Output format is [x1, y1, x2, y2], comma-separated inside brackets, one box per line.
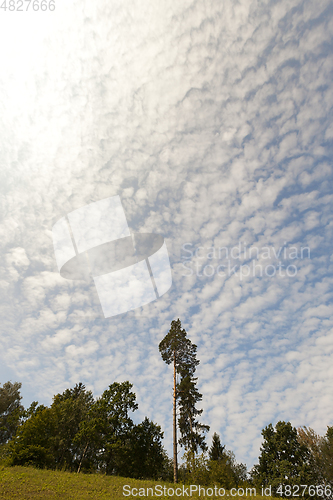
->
[0, 466, 266, 499]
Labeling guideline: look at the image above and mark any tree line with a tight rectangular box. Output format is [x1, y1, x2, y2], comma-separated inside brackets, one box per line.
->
[0, 319, 332, 494]
[0, 380, 168, 478]
[0, 379, 245, 486]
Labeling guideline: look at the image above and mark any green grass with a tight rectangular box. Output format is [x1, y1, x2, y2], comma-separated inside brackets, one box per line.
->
[0, 466, 272, 499]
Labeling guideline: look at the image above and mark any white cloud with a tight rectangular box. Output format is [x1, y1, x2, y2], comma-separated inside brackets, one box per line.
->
[0, 0, 333, 470]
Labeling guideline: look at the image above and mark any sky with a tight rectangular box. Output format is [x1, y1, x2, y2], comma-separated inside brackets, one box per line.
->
[0, 0, 333, 471]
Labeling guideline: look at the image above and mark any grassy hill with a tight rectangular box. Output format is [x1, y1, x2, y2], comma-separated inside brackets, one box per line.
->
[0, 466, 271, 499]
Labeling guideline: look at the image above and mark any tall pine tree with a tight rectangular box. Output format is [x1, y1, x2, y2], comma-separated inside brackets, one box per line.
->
[159, 319, 209, 482]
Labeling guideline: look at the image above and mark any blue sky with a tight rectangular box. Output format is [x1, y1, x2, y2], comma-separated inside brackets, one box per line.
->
[0, 0, 333, 470]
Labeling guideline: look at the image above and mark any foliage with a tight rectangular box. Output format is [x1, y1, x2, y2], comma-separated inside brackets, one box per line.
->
[9, 383, 94, 472]
[159, 319, 199, 376]
[0, 381, 24, 445]
[51, 382, 95, 471]
[9, 404, 57, 469]
[157, 453, 174, 482]
[126, 417, 167, 479]
[179, 447, 247, 488]
[86, 381, 139, 476]
[205, 432, 247, 488]
[177, 372, 210, 454]
[79, 383, 167, 478]
[159, 318, 209, 483]
[251, 421, 318, 495]
[180, 450, 210, 485]
[0, 442, 11, 466]
[297, 426, 324, 484]
[208, 450, 247, 488]
[223, 450, 248, 486]
[7, 381, 168, 481]
[298, 425, 333, 489]
[208, 432, 226, 461]
[321, 426, 333, 487]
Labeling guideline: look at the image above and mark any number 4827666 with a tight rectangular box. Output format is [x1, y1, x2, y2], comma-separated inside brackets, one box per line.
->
[0, 0, 55, 10]
[276, 484, 332, 497]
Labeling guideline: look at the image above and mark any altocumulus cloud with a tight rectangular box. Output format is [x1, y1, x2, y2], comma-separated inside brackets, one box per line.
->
[0, 0, 333, 468]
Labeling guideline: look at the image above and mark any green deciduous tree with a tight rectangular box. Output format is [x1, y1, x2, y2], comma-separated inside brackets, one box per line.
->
[9, 384, 94, 471]
[90, 381, 139, 475]
[208, 450, 247, 488]
[9, 403, 56, 468]
[251, 421, 317, 495]
[180, 443, 247, 488]
[297, 426, 324, 484]
[321, 426, 333, 488]
[0, 381, 24, 445]
[8, 380, 169, 479]
[298, 426, 333, 489]
[159, 319, 209, 482]
[207, 433, 247, 488]
[73, 381, 168, 478]
[125, 417, 166, 479]
[51, 383, 95, 471]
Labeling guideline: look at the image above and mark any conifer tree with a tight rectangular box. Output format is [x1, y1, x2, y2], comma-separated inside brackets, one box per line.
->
[208, 432, 225, 461]
[177, 371, 210, 454]
[159, 319, 209, 482]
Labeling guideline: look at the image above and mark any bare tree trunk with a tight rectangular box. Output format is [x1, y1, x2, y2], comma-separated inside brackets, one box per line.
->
[173, 350, 178, 483]
[77, 443, 88, 473]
